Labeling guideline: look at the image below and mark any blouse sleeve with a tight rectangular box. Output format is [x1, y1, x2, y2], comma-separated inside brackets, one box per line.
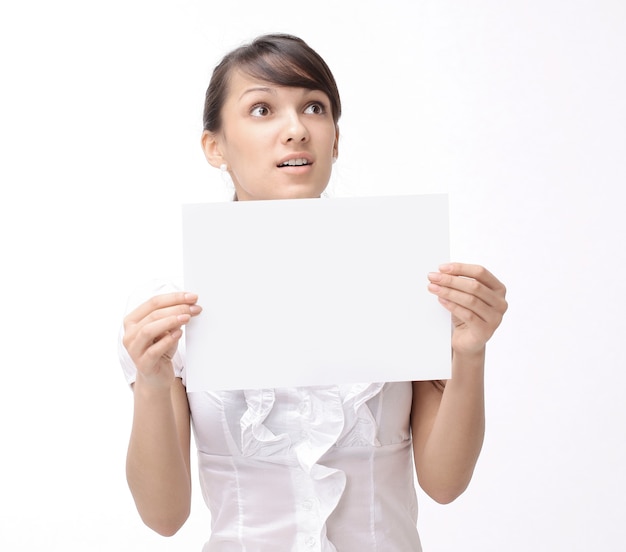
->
[117, 279, 186, 387]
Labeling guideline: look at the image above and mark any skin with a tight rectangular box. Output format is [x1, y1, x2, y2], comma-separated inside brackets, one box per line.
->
[414, 263, 507, 502]
[124, 71, 508, 535]
[201, 70, 339, 201]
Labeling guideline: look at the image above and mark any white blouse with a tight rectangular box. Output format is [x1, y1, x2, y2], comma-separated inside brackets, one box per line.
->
[119, 281, 423, 551]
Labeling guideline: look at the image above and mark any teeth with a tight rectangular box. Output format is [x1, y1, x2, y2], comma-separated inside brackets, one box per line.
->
[280, 158, 309, 167]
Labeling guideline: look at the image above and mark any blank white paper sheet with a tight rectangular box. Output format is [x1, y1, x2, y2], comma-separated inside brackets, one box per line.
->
[182, 194, 451, 391]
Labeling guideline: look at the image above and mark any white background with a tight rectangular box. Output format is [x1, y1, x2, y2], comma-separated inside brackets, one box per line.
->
[1, 1, 624, 550]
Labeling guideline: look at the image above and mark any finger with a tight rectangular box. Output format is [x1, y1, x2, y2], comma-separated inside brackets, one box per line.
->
[430, 285, 493, 323]
[123, 299, 201, 341]
[429, 280, 507, 323]
[430, 264, 508, 315]
[438, 297, 490, 330]
[125, 292, 199, 325]
[137, 302, 202, 328]
[124, 314, 190, 358]
[142, 328, 183, 364]
[428, 272, 503, 311]
[438, 263, 506, 293]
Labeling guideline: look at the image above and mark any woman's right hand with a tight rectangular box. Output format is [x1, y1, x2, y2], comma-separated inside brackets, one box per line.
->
[122, 292, 202, 388]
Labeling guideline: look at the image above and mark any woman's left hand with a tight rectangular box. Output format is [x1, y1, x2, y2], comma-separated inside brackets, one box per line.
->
[428, 263, 508, 356]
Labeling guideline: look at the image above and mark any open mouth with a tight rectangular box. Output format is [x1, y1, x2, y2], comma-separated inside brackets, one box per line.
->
[277, 158, 311, 167]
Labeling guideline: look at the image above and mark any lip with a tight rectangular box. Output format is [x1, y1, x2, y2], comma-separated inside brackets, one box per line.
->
[276, 153, 314, 168]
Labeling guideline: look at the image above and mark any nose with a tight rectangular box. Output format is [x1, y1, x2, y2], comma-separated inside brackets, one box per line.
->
[282, 111, 309, 144]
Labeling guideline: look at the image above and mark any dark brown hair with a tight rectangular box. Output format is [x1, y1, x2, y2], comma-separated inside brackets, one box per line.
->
[203, 33, 341, 133]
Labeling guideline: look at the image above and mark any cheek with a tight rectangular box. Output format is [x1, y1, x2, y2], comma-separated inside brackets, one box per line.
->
[228, 142, 268, 190]
[325, 127, 339, 153]
[234, 127, 272, 159]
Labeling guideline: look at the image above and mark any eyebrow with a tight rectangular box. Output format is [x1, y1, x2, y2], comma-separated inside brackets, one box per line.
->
[238, 86, 277, 100]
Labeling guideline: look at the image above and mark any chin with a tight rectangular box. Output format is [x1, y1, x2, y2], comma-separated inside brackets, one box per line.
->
[270, 186, 325, 200]
[235, 180, 327, 201]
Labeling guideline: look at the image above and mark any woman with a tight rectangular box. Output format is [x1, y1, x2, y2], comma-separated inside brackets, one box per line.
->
[119, 33, 508, 551]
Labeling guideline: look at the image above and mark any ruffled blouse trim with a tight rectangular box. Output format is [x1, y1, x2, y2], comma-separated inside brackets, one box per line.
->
[240, 388, 291, 457]
[337, 382, 384, 447]
[238, 383, 385, 459]
[237, 382, 385, 548]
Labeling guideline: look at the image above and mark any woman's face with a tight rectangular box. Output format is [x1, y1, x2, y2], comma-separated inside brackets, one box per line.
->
[203, 70, 339, 201]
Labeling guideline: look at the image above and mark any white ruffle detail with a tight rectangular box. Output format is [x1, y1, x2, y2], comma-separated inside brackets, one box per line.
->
[336, 382, 385, 447]
[292, 388, 345, 552]
[237, 384, 385, 551]
[240, 389, 291, 457]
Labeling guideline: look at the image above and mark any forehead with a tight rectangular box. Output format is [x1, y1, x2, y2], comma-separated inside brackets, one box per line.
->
[225, 69, 326, 102]
[226, 70, 270, 96]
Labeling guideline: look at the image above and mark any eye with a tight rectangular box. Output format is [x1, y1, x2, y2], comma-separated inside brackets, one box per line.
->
[304, 102, 326, 115]
[250, 104, 270, 117]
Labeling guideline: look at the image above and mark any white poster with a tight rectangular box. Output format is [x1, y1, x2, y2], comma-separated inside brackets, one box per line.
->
[182, 194, 451, 391]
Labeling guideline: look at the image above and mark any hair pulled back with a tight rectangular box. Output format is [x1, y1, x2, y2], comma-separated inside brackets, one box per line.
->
[203, 34, 341, 133]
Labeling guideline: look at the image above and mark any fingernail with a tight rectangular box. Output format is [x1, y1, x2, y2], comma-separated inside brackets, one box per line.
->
[428, 283, 441, 293]
[190, 305, 202, 314]
[184, 293, 198, 301]
[428, 272, 442, 282]
[439, 264, 452, 273]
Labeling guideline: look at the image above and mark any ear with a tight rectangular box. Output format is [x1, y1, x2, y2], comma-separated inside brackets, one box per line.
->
[332, 126, 340, 160]
[201, 130, 226, 169]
